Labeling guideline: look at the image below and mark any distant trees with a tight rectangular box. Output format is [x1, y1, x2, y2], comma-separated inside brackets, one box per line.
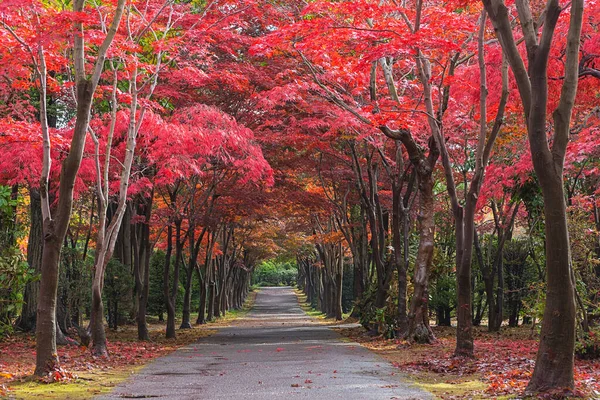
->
[253, 261, 297, 287]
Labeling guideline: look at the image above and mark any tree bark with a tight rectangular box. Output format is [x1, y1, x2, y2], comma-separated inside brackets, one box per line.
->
[17, 189, 43, 332]
[33, 0, 125, 374]
[406, 161, 436, 343]
[35, 81, 95, 375]
[482, 0, 583, 391]
[163, 223, 176, 338]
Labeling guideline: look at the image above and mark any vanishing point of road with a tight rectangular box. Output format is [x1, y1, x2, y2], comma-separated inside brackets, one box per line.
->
[100, 287, 431, 399]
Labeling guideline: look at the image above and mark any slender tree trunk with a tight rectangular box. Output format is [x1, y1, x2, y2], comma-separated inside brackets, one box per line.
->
[334, 270, 343, 321]
[180, 263, 195, 329]
[18, 189, 43, 332]
[135, 194, 152, 341]
[207, 266, 215, 322]
[164, 224, 176, 338]
[181, 224, 200, 329]
[196, 267, 207, 324]
[90, 273, 108, 356]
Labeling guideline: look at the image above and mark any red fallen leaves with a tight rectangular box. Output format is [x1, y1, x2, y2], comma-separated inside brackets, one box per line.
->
[340, 326, 600, 399]
[0, 332, 178, 390]
[40, 367, 75, 383]
[398, 338, 600, 398]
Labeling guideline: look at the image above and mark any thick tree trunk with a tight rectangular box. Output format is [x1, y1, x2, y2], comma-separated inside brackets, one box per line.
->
[34, 233, 61, 375]
[527, 176, 575, 390]
[481, 0, 583, 392]
[35, 82, 95, 376]
[406, 173, 435, 343]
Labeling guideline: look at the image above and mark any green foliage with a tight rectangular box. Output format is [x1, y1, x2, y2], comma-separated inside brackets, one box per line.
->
[59, 246, 92, 326]
[0, 248, 35, 334]
[0, 186, 31, 334]
[0, 185, 16, 212]
[252, 260, 297, 286]
[146, 251, 186, 319]
[104, 259, 134, 327]
[521, 281, 546, 327]
[0, 185, 18, 249]
[576, 328, 600, 359]
[148, 251, 166, 318]
[355, 285, 398, 338]
[430, 273, 456, 316]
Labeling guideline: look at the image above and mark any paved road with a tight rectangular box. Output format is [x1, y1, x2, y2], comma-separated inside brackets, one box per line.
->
[100, 287, 431, 399]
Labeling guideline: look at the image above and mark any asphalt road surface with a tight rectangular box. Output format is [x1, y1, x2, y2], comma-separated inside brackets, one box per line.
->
[100, 287, 431, 400]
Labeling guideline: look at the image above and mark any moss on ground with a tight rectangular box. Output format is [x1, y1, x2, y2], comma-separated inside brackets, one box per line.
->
[411, 372, 488, 399]
[7, 367, 143, 399]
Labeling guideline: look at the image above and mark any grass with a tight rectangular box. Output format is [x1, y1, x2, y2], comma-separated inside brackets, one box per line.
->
[293, 288, 327, 320]
[411, 372, 488, 399]
[293, 287, 353, 323]
[1, 290, 258, 399]
[6, 367, 144, 399]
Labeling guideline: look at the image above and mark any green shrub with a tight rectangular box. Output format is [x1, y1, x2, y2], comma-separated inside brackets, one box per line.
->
[576, 329, 600, 360]
[0, 248, 35, 334]
[252, 260, 297, 286]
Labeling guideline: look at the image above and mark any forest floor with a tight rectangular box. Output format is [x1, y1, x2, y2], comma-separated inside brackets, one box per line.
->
[0, 291, 257, 399]
[333, 322, 600, 399]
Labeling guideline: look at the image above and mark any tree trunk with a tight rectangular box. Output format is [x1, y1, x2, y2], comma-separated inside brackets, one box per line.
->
[34, 232, 61, 375]
[18, 189, 43, 332]
[90, 276, 108, 356]
[207, 277, 215, 321]
[35, 82, 95, 376]
[134, 193, 152, 341]
[180, 262, 195, 329]
[406, 172, 435, 343]
[181, 226, 199, 329]
[164, 224, 176, 338]
[334, 271, 343, 320]
[196, 266, 207, 324]
[482, 0, 583, 392]
[527, 176, 575, 390]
